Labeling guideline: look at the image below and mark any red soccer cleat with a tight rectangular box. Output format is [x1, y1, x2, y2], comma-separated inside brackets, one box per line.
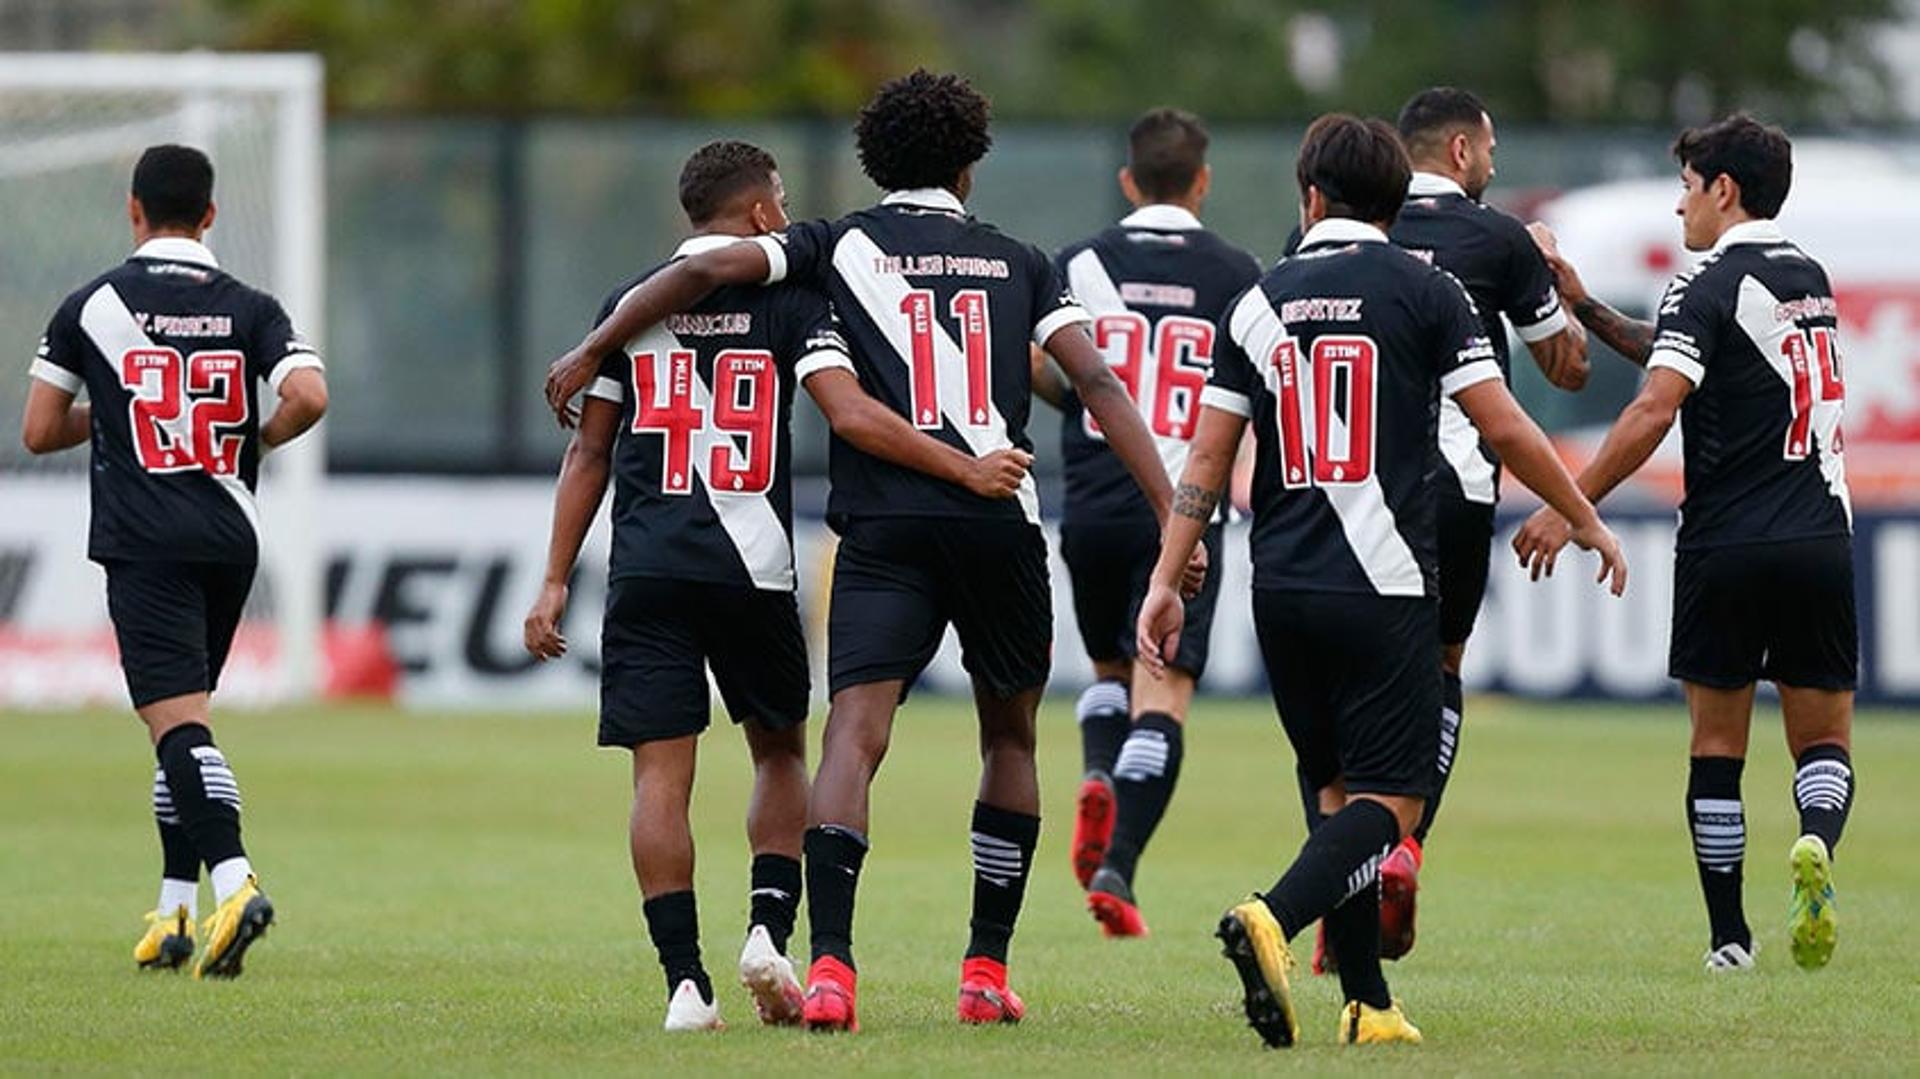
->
[1379, 836, 1421, 961]
[801, 956, 858, 1032]
[1086, 867, 1149, 938]
[956, 956, 1026, 1024]
[1311, 920, 1337, 975]
[1071, 773, 1117, 889]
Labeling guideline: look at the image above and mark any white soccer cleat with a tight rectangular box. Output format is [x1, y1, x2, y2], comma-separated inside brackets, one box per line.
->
[738, 925, 805, 1025]
[663, 979, 724, 1032]
[1703, 941, 1757, 972]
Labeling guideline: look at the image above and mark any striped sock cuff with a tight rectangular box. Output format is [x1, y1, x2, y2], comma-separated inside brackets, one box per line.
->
[151, 767, 180, 825]
[1076, 680, 1129, 723]
[1690, 797, 1746, 871]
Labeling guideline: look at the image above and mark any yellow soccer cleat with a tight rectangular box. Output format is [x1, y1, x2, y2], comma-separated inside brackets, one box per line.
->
[134, 904, 196, 970]
[193, 876, 274, 980]
[1788, 834, 1838, 971]
[1338, 999, 1423, 1045]
[1215, 899, 1300, 1048]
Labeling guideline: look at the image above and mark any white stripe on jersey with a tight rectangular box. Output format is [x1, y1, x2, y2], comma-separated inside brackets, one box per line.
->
[831, 227, 1040, 524]
[1437, 395, 1496, 504]
[1064, 248, 1195, 485]
[625, 321, 797, 591]
[1233, 288, 1425, 597]
[1733, 274, 1851, 524]
[78, 283, 261, 544]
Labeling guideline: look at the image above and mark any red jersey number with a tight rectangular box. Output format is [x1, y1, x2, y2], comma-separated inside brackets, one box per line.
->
[1269, 335, 1379, 488]
[118, 347, 249, 475]
[630, 348, 778, 496]
[1083, 313, 1215, 441]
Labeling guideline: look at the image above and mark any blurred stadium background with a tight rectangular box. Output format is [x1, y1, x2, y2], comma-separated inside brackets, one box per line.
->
[4, 0, 1920, 711]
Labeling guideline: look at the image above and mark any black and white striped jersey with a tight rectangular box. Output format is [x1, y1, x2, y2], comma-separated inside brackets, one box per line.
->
[1645, 220, 1851, 550]
[588, 235, 855, 592]
[29, 237, 323, 565]
[1053, 205, 1263, 526]
[752, 187, 1088, 526]
[1204, 218, 1499, 597]
[1284, 173, 1567, 505]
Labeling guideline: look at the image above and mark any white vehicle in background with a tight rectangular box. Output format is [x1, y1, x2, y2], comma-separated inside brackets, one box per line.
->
[1529, 138, 1920, 507]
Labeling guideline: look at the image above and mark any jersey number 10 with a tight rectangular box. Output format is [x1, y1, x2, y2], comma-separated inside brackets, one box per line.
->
[1268, 335, 1378, 488]
[118, 347, 248, 476]
[1781, 325, 1843, 461]
[629, 349, 778, 496]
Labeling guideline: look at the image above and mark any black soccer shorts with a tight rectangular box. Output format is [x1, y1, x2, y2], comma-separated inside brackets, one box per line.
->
[103, 559, 255, 709]
[598, 576, 811, 746]
[1436, 489, 1496, 647]
[827, 516, 1051, 700]
[1670, 535, 1858, 691]
[1253, 588, 1442, 799]
[1060, 517, 1224, 679]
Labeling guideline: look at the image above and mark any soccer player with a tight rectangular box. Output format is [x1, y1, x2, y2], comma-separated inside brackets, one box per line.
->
[521, 140, 1034, 1032]
[1517, 115, 1855, 973]
[1033, 107, 1261, 937]
[543, 70, 1182, 1031]
[20, 144, 328, 978]
[1138, 115, 1624, 1047]
[1314, 87, 1594, 966]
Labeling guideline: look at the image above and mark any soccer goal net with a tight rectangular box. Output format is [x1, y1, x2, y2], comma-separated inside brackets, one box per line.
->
[0, 53, 325, 707]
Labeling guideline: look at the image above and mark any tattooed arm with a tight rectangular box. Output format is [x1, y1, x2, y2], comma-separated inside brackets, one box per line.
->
[1136, 405, 1244, 676]
[1528, 222, 1655, 367]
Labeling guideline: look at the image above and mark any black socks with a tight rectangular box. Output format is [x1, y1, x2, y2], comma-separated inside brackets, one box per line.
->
[1687, 755, 1750, 951]
[1412, 670, 1463, 844]
[154, 723, 246, 869]
[1103, 712, 1184, 884]
[1077, 680, 1130, 777]
[749, 853, 802, 955]
[1260, 798, 1401, 940]
[804, 825, 869, 967]
[966, 801, 1041, 963]
[642, 890, 710, 1003]
[1793, 744, 1854, 854]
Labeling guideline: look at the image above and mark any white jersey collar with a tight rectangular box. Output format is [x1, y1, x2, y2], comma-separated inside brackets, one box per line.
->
[1119, 204, 1204, 231]
[1712, 219, 1787, 252]
[674, 233, 756, 259]
[1299, 217, 1389, 248]
[881, 187, 966, 215]
[1408, 171, 1468, 198]
[132, 237, 218, 268]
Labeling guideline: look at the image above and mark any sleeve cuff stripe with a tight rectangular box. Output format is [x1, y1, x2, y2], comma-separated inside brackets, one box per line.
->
[1199, 385, 1252, 418]
[266, 353, 327, 394]
[1440, 359, 1504, 397]
[1648, 350, 1705, 386]
[29, 358, 82, 394]
[1514, 305, 1570, 343]
[1032, 306, 1092, 348]
[753, 235, 788, 285]
[795, 351, 856, 381]
[586, 376, 625, 402]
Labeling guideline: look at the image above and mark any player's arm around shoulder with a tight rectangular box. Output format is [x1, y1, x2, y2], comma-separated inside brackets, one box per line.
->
[1505, 215, 1590, 391]
[525, 395, 620, 661]
[543, 238, 778, 425]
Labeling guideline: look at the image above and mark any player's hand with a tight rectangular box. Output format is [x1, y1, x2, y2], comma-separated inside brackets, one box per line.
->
[1525, 221, 1590, 308]
[1568, 519, 1630, 597]
[1135, 581, 1186, 680]
[1180, 539, 1208, 600]
[1512, 505, 1572, 581]
[544, 347, 597, 429]
[524, 581, 569, 660]
[963, 448, 1033, 499]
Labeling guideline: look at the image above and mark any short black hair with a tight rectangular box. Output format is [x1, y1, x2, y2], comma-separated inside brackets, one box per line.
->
[1128, 107, 1210, 201]
[1396, 87, 1488, 162]
[678, 140, 779, 226]
[131, 144, 213, 230]
[855, 69, 992, 192]
[1672, 113, 1793, 219]
[1296, 114, 1411, 226]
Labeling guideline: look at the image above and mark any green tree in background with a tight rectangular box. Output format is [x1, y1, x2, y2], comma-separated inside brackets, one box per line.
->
[175, 0, 1902, 123]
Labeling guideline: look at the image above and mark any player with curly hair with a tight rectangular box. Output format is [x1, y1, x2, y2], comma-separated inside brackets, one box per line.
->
[543, 70, 1193, 1032]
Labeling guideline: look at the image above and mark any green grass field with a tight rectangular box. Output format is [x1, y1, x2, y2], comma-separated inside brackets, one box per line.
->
[4, 697, 1917, 1075]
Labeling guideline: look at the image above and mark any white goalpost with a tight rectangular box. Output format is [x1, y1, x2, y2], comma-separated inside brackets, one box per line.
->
[0, 52, 326, 705]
